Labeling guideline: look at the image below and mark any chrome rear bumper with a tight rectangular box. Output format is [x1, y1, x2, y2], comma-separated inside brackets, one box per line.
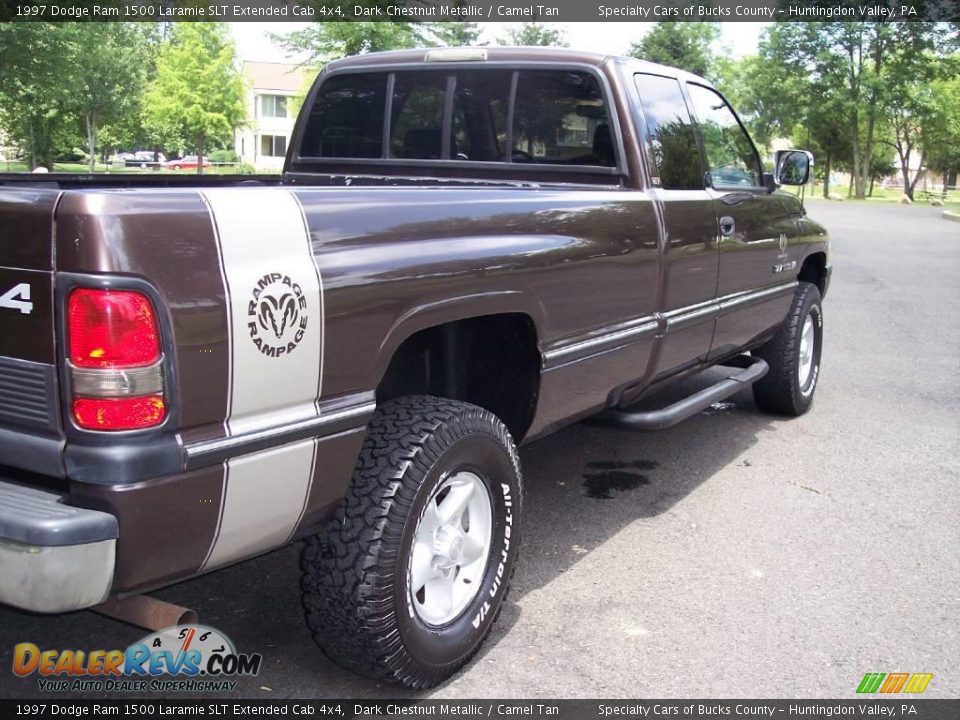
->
[0, 478, 117, 613]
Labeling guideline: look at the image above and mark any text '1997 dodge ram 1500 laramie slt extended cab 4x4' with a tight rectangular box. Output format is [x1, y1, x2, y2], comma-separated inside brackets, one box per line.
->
[0, 47, 829, 688]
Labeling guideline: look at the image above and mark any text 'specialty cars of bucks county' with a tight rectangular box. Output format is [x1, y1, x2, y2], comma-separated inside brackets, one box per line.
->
[0, 47, 828, 689]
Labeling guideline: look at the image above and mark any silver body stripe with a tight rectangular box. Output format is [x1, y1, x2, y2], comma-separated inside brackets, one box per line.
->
[199, 188, 325, 571]
[203, 438, 318, 569]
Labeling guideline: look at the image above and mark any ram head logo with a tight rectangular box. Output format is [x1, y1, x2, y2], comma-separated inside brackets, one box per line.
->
[257, 292, 299, 340]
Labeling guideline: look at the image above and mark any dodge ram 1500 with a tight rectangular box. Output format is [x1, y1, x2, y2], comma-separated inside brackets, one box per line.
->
[0, 47, 829, 688]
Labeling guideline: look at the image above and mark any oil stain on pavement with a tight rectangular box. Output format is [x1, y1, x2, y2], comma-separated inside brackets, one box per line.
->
[582, 459, 660, 499]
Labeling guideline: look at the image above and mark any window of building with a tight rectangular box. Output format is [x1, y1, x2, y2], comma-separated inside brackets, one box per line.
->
[260, 135, 287, 158]
[260, 95, 288, 119]
[685, 83, 763, 188]
[634, 73, 703, 190]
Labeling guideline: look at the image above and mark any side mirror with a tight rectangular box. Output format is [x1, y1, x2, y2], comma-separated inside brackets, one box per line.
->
[774, 149, 813, 186]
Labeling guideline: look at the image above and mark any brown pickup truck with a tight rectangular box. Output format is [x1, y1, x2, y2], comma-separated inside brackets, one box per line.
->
[0, 47, 829, 688]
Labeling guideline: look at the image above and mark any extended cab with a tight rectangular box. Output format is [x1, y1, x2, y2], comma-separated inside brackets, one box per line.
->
[0, 48, 829, 688]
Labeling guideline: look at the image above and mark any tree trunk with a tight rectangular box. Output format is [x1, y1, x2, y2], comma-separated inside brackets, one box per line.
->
[848, 173, 853, 198]
[822, 153, 832, 199]
[869, 173, 875, 197]
[907, 159, 925, 200]
[28, 118, 37, 170]
[947, 169, 958, 189]
[85, 114, 97, 173]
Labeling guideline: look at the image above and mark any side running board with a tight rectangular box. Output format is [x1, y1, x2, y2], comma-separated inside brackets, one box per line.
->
[598, 357, 769, 431]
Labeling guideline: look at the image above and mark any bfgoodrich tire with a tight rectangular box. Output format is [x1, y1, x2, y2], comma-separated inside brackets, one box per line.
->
[752, 281, 823, 416]
[301, 396, 522, 688]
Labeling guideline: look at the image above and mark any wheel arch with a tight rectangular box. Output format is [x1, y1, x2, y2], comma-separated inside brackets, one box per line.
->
[798, 251, 828, 298]
[375, 295, 543, 442]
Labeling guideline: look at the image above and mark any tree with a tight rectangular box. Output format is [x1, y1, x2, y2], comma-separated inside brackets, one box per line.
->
[761, 22, 956, 199]
[428, 23, 483, 47]
[715, 52, 803, 154]
[0, 25, 77, 169]
[923, 71, 960, 189]
[498, 23, 568, 47]
[71, 24, 152, 171]
[142, 23, 245, 174]
[628, 22, 719, 78]
[274, 22, 428, 65]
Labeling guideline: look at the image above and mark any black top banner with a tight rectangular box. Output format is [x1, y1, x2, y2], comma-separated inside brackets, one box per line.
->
[2, 0, 959, 22]
[2, 700, 960, 719]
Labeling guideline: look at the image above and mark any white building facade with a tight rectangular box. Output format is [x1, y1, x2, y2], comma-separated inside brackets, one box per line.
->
[235, 62, 311, 171]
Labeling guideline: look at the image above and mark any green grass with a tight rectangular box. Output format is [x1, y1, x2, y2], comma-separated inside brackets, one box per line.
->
[797, 184, 958, 205]
[1, 160, 278, 176]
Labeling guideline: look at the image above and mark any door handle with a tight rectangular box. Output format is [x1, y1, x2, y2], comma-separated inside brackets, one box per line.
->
[719, 216, 736, 237]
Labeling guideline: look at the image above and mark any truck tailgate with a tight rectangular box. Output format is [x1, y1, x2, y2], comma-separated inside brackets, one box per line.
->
[0, 188, 64, 476]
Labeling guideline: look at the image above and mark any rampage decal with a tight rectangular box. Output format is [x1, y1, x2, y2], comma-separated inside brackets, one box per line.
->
[199, 187, 324, 570]
[248, 272, 308, 357]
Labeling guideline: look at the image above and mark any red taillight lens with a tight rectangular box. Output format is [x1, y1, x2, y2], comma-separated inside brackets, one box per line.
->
[68, 288, 160, 369]
[67, 287, 167, 431]
[73, 395, 166, 431]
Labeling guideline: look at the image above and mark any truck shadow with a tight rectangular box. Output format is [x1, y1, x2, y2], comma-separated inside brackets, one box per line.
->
[0, 368, 778, 700]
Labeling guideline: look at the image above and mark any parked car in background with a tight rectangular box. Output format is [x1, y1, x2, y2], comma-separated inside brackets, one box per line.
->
[165, 155, 210, 171]
[123, 151, 166, 169]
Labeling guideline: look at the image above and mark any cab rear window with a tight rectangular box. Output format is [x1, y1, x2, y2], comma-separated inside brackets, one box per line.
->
[298, 68, 617, 169]
[301, 73, 387, 159]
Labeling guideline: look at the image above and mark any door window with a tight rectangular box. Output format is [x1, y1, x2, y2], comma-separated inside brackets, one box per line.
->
[686, 83, 763, 189]
[634, 73, 703, 190]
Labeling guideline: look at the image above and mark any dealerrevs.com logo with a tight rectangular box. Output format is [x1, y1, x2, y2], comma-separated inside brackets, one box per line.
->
[13, 625, 262, 693]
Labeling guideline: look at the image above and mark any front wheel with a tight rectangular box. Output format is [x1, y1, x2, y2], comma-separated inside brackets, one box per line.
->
[752, 281, 823, 416]
[301, 396, 522, 688]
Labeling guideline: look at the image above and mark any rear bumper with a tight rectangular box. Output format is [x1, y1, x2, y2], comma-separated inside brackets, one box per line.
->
[0, 478, 117, 613]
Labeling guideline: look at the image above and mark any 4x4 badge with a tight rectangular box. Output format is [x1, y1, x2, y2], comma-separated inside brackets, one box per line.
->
[0, 282, 32, 314]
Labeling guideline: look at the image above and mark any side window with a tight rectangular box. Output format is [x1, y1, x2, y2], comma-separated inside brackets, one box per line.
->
[301, 73, 386, 158]
[634, 73, 703, 190]
[686, 83, 763, 188]
[451, 71, 511, 162]
[390, 72, 447, 160]
[513, 71, 615, 167]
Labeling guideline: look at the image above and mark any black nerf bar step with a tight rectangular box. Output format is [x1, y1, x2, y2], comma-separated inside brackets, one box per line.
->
[598, 356, 769, 431]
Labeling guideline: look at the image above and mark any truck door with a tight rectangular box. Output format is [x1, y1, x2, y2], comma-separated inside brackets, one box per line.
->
[634, 73, 720, 378]
[684, 82, 798, 360]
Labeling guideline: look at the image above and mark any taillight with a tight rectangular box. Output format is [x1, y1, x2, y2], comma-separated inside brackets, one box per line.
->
[66, 288, 167, 431]
[69, 288, 160, 368]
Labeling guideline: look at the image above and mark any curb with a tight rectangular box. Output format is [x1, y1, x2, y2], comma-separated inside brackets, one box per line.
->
[943, 211, 960, 223]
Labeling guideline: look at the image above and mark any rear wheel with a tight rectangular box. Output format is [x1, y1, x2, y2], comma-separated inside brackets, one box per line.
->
[301, 396, 522, 688]
[752, 281, 823, 416]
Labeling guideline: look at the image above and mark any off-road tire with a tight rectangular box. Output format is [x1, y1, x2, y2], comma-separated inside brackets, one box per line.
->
[301, 395, 523, 688]
[752, 281, 823, 416]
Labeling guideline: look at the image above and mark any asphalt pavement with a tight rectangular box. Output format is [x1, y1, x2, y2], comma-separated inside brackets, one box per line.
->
[1, 201, 957, 700]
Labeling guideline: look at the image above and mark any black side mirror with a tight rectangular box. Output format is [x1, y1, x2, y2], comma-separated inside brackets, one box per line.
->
[774, 150, 813, 186]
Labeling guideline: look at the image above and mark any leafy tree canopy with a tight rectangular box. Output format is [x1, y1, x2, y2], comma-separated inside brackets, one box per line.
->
[142, 23, 245, 173]
[498, 22, 568, 47]
[628, 22, 719, 78]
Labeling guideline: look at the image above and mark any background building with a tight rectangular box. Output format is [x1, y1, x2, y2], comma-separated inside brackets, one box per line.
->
[235, 61, 311, 170]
